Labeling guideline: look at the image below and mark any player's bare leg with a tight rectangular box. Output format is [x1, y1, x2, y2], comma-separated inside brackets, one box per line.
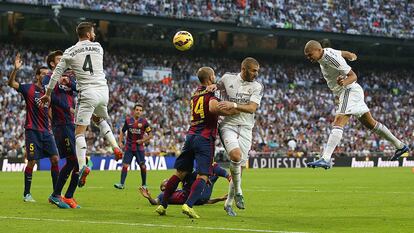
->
[226, 148, 244, 210]
[92, 115, 123, 160]
[75, 125, 90, 187]
[358, 112, 408, 160]
[307, 114, 349, 169]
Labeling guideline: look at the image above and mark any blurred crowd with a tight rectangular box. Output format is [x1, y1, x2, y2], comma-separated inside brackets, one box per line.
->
[5, 0, 414, 38]
[1, 43, 413, 160]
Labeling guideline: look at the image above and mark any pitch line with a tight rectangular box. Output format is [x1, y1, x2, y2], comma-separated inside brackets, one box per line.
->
[0, 216, 310, 233]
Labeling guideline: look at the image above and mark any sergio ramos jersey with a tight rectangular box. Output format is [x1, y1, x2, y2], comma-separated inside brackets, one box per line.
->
[318, 48, 357, 95]
[46, 40, 108, 92]
[217, 73, 263, 129]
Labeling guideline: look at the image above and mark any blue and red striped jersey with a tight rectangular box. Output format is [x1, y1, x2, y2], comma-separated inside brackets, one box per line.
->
[187, 86, 218, 139]
[122, 117, 152, 151]
[42, 72, 76, 126]
[17, 83, 50, 132]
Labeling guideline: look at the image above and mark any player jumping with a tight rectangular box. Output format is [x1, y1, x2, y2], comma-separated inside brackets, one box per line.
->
[39, 22, 123, 188]
[304, 40, 409, 169]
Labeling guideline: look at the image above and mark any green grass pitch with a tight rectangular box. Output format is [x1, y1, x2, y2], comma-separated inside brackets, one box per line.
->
[0, 167, 413, 233]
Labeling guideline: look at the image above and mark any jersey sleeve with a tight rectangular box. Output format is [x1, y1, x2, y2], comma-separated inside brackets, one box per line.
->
[250, 83, 264, 106]
[121, 119, 128, 133]
[16, 83, 30, 98]
[144, 120, 152, 133]
[327, 48, 352, 76]
[47, 50, 71, 92]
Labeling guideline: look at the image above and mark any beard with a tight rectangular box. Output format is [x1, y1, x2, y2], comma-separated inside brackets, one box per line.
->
[245, 72, 255, 82]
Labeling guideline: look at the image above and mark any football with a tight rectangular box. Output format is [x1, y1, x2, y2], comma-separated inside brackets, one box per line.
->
[173, 31, 193, 51]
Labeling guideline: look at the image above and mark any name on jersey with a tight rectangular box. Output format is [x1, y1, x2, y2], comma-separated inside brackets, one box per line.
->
[129, 128, 141, 134]
[192, 89, 208, 97]
[69, 46, 100, 57]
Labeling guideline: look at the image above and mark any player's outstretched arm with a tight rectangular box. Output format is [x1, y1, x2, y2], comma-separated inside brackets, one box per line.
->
[209, 99, 240, 116]
[8, 53, 22, 90]
[206, 194, 228, 204]
[139, 187, 159, 205]
[341, 50, 357, 61]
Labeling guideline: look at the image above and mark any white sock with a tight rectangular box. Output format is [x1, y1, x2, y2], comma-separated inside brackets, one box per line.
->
[373, 122, 404, 149]
[225, 180, 235, 207]
[75, 135, 87, 168]
[322, 126, 343, 162]
[98, 120, 119, 149]
[229, 160, 242, 195]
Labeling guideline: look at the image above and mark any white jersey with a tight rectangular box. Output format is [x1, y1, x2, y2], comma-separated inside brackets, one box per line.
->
[217, 73, 263, 129]
[318, 48, 356, 95]
[47, 40, 107, 92]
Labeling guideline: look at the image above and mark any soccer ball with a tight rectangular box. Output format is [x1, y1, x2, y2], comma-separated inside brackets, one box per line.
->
[173, 31, 193, 51]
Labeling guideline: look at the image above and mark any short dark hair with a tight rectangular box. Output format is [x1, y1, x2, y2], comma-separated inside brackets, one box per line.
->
[76, 22, 95, 38]
[134, 104, 144, 109]
[241, 57, 259, 69]
[35, 66, 48, 76]
[46, 50, 63, 69]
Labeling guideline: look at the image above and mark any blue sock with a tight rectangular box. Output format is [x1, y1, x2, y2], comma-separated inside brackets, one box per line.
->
[51, 164, 59, 192]
[65, 157, 79, 198]
[24, 166, 33, 196]
[53, 160, 73, 196]
[185, 178, 206, 207]
[140, 164, 147, 186]
[120, 166, 128, 185]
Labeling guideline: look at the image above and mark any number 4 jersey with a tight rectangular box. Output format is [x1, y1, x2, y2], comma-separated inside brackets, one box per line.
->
[48, 40, 107, 92]
[187, 86, 219, 139]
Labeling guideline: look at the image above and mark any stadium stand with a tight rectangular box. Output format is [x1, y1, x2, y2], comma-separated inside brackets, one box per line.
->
[5, 0, 414, 38]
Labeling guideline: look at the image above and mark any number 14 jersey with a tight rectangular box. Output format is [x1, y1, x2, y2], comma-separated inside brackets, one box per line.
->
[187, 86, 219, 139]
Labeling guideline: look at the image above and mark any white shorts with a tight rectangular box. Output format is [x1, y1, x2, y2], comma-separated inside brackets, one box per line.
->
[75, 86, 109, 126]
[336, 83, 369, 118]
[218, 124, 252, 166]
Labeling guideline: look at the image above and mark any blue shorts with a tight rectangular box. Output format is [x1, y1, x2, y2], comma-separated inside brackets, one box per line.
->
[174, 135, 215, 176]
[52, 124, 76, 159]
[25, 129, 58, 161]
[123, 150, 145, 165]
